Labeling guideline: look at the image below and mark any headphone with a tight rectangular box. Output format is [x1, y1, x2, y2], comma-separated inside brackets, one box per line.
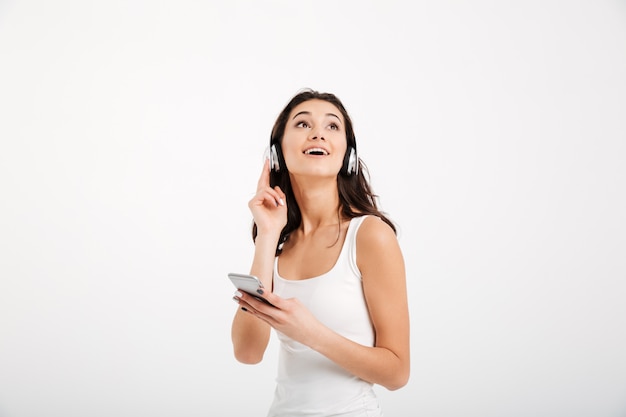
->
[268, 142, 358, 176]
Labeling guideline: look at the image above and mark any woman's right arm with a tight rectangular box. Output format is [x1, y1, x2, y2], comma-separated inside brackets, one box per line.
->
[231, 160, 286, 364]
[231, 232, 279, 364]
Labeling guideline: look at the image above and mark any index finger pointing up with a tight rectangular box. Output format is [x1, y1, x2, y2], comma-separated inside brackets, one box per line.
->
[257, 158, 271, 191]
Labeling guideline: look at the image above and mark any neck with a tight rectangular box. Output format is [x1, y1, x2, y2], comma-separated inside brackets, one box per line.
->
[291, 177, 343, 234]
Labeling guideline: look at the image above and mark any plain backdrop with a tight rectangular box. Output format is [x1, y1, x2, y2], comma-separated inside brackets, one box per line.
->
[1, 1, 625, 416]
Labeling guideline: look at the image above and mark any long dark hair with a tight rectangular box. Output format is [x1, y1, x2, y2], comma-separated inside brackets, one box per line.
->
[253, 88, 397, 254]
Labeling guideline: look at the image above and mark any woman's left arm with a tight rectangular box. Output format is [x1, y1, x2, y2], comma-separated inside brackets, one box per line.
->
[315, 215, 410, 390]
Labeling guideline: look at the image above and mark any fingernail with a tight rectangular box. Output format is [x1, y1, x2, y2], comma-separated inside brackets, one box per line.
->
[234, 290, 243, 298]
[256, 288, 264, 295]
[279, 198, 285, 206]
[232, 296, 239, 302]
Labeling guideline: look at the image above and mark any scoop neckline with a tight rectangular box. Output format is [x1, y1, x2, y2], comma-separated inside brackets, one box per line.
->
[274, 217, 359, 282]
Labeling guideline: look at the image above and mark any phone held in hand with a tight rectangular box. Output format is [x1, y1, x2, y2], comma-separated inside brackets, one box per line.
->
[228, 272, 274, 306]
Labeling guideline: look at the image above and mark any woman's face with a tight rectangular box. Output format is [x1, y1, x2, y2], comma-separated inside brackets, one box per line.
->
[281, 99, 348, 178]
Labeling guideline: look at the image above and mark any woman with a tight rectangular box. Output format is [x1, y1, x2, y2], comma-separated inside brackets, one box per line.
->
[231, 89, 410, 416]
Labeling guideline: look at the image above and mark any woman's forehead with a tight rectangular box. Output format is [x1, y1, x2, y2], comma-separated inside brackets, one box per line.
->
[290, 99, 343, 121]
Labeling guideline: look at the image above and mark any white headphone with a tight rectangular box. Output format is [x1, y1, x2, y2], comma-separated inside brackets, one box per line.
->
[267, 143, 358, 176]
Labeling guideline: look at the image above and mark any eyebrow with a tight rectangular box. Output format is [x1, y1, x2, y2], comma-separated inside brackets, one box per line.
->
[292, 111, 342, 124]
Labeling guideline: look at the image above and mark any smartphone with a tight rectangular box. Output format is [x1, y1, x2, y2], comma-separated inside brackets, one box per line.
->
[228, 272, 274, 306]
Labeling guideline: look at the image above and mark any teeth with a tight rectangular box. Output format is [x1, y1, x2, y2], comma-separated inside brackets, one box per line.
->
[304, 148, 329, 155]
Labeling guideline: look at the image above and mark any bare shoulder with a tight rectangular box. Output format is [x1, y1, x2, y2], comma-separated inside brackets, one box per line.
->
[356, 215, 398, 250]
[356, 216, 403, 273]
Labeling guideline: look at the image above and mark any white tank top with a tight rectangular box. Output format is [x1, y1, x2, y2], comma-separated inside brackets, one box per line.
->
[268, 216, 383, 417]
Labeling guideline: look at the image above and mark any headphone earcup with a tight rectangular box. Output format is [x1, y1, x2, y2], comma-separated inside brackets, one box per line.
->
[341, 146, 358, 176]
[269, 143, 282, 172]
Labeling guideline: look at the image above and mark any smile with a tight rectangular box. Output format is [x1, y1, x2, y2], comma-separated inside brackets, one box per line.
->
[303, 147, 329, 156]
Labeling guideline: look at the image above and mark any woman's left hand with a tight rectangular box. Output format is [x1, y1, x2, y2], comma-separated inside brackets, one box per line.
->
[234, 289, 322, 347]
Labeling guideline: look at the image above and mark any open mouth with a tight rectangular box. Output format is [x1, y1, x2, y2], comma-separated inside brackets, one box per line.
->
[303, 147, 329, 156]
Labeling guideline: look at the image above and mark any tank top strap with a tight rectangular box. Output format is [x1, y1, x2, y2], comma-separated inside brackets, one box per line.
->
[346, 215, 371, 280]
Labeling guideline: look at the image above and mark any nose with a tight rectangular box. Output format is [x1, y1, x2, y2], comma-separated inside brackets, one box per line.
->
[308, 126, 324, 140]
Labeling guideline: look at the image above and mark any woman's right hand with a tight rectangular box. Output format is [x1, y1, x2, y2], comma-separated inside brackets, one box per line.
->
[248, 159, 287, 235]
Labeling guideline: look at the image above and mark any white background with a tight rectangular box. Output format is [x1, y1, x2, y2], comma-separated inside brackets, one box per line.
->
[1, 1, 625, 416]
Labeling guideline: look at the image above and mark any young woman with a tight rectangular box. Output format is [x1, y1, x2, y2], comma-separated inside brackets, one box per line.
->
[231, 89, 410, 416]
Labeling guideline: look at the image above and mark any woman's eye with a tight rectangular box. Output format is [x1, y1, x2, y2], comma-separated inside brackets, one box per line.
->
[329, 123, 339, 130]
[296, 121, 309, 128]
